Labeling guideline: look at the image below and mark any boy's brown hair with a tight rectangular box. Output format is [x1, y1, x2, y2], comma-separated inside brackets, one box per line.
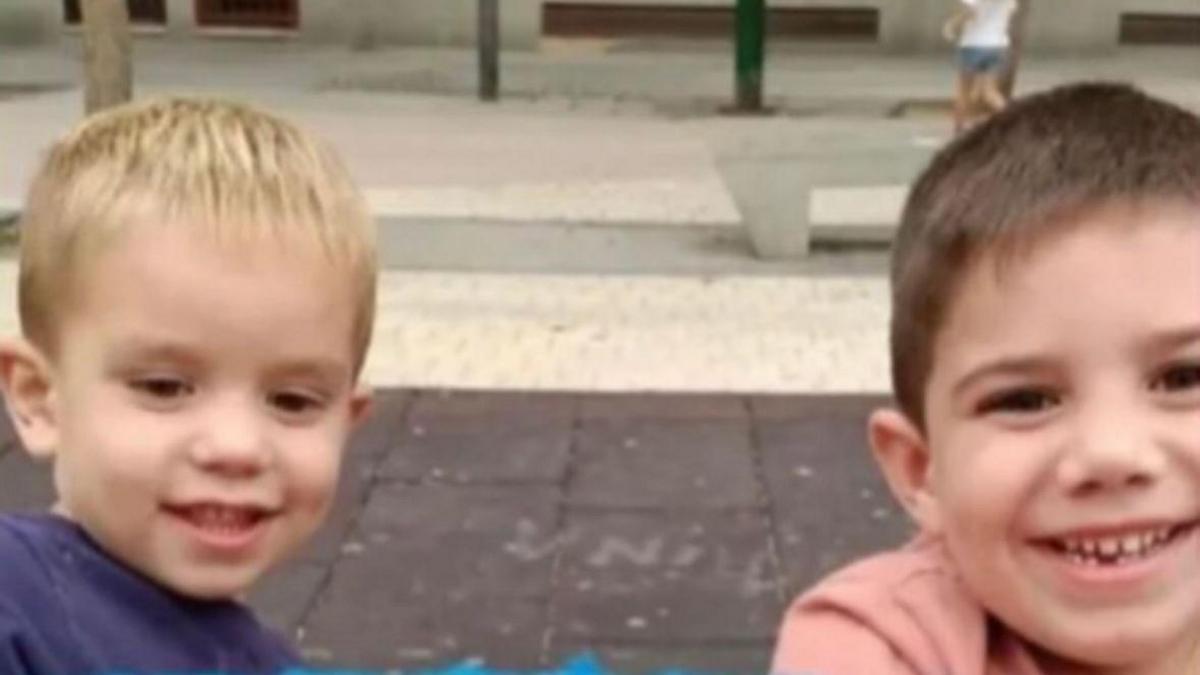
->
[18, 96, 376, 371]
[891, 82, 1200, 428]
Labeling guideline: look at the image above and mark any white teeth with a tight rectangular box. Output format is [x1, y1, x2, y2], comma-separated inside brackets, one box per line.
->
[1121, 534, 1142, 555]
[1054, 525, 1186, 566]
[185, 505, 256, 530]
[1098, 538, 1120, 556]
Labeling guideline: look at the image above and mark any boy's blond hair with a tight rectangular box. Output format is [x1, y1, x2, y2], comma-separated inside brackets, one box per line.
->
[891, 82, 1200, 430]
[18, 96, 376, 371]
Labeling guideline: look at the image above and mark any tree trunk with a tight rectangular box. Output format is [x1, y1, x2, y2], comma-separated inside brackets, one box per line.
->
[999, 0, 1029, 98]
[82, 0, 133, 114]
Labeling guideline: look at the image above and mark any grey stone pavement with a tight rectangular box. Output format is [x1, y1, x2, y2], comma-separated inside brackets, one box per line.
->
[0, 389, 910, 673]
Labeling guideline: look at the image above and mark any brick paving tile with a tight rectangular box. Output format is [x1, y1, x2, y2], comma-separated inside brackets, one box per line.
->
[569, 421, 759, 510]
[551, 511, 783, 644]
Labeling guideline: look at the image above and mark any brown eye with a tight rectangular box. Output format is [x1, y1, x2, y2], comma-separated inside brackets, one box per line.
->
[130, 377, 193, 399]
[268, 391, 325, 416]
[978, 388, 1059, 415]
[1152, 363, 1200, 393]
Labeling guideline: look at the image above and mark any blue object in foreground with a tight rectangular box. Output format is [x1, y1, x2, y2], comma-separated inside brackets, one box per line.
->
[283, 652, 726, 675]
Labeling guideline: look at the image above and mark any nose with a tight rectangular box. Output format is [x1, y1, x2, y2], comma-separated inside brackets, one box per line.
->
[189, 394, 272, 479]
[1057, 396, 1165, 498]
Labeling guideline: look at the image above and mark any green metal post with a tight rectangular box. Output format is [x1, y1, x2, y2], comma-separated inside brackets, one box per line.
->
[734, 0, 766, 112]
[478, 0, 499, 101]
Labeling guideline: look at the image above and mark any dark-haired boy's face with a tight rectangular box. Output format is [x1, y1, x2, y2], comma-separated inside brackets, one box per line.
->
[920, 203, 1200, 670]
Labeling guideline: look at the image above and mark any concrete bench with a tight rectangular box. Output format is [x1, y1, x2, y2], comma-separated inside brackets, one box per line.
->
[808, 184, 908, 245]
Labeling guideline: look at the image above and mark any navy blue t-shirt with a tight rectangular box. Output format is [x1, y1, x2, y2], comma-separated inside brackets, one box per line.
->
[0, 512, 303, 674]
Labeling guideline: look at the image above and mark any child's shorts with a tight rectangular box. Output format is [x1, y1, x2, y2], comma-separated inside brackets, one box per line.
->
[958, 46, 1007, 74]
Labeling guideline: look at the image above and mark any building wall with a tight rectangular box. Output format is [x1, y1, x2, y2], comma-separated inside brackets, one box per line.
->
[2, 0, 1194, 49]
[300, 0, 542, 49]
[541, 0, 1195, 52]
[164, 0, 192, 32]
[0, 0, 62, 45]
[886, 0, 1124, 53]
[1120, 0, 1200, 11]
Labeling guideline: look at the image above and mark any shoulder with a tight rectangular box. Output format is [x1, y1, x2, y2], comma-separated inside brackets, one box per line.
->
[0, 514, 60, 593]
[771, 537, 990, 675]
[0, 512, 81, 614]
[231, 609, 303, 667]
[0, 516, 78, 674]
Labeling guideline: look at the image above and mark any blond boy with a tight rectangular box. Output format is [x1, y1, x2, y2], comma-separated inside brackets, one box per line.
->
[0, 97, 375, 673]
[772, 83, 1200, 673]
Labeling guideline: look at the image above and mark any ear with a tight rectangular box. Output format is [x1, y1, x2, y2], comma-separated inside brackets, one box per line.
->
[0, 338, 60, 460]
[867, 407, 943, 535]
[348, 384, 373, 429]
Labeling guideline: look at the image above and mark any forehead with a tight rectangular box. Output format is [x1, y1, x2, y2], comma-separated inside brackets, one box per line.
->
[931, 204, 1200, 371]
[60, 225, 359, 366]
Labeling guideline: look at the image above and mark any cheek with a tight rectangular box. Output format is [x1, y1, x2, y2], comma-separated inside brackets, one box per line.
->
[278, 428, 345, 506]
[935, 429, 1042, 537]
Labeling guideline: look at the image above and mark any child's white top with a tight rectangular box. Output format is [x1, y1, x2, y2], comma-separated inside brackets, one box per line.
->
[959, 0, 1017, 48]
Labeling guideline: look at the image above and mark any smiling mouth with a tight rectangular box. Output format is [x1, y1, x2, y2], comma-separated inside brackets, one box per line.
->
[1040, 521, 1199, 567]
[164, 503, 276, 534]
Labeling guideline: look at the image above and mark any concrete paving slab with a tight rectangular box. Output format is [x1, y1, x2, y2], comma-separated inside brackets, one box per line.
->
[346, 483, 560, 598]
[246, 561, 328, 637]
[569, 421, 759, 510]
[577, 394, 747, 422]
[302, 591, 549, 671]
[0, 410, 16, 452]
[373, 215, 774, 276]
[378, 421, 573, 484]
[407, 390, 578, 423]
[809, 184, 909, 244]
[364, 180, 740, 226]
[758, 414, 914, 596]
[296, 391, 413, 565]
[553, 511, 782, 643]
[367, 271, 890, 392]
[749, 393, 891, 421]
[0, 451, 53, 513]
[0, 262, 893, 392]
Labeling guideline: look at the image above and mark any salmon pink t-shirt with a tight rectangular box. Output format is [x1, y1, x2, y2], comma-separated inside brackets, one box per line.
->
[771, 536, 1045, 675]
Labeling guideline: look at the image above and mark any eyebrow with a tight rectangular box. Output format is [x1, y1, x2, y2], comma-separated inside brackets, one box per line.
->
[950, 325, 1200, 400]
[109, 339, 350, 382]
[950, 355, 1060, 401]
[108, 339, 204, 369]
[265, 358, 352, 384]
[1136, 325, 1200, 356]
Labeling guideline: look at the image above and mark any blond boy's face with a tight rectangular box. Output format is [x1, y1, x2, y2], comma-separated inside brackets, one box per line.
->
[11, 226, 370, 600]
[906, 203, 1200, 670]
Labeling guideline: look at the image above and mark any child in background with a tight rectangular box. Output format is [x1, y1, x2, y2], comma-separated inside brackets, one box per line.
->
[944, 0, 1018, 133]
[0, 97, 376, 673]
[771, 82, 1200, 674]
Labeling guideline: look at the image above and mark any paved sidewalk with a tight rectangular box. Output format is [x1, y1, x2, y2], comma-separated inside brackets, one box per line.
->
[3, 41, 1191, 393]
[0, 389, 908, 674]
[3, 40, 1197, 250]
[0, 261, 891, 394]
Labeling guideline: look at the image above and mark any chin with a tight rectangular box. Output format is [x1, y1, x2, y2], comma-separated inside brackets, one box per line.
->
[160, 568, 261, 601]
[1037, 627, 1185, 671]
